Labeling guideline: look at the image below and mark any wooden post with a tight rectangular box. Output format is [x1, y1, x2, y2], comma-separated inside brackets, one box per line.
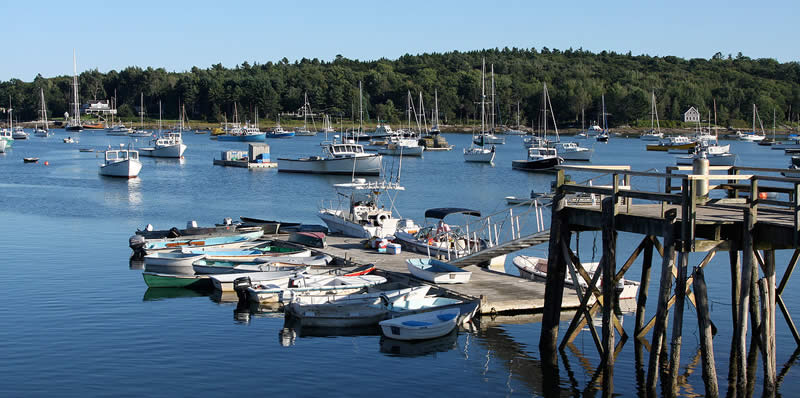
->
[668, 251, 689, 393]
[730, 244, 741, 327]
[646, 209, 678, 394]
[735, 208, 756, 392]
[749, 262, 762, 344]
[758, 278, 776, 395]
[693, 267, 719, 397]
[635, 236, 655, 336]
[601, 197, 617, 396]
[764, 250, 777, 392]
[539, 169, 570, 356]
[777, 249, 800, 345]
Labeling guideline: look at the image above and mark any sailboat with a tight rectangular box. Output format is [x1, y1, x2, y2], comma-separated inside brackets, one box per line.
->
[505, 102, 526, 135]
[464, 59, 496, 163]
[473, 64, 505, 145]
[759, 108, 777, 146]
[33, 89, 50, 137]
[318, 114, 335, 134]
[737, 104, 766, 142]
[218, 103, 268, 141]
[595, 96, 609, 142]
[138, 101, 187, 158]
[130, 93, 153, 137]
[294, 93, 317, 136]
[65, 50, 83, 132]
[640, 92, 663, 141]
[378, 91, 424, 156]
[512, 83, 562, 171]
[417, 88, 452, 150]
[1, 103, 16, 146]
[277, 81, 382, 175]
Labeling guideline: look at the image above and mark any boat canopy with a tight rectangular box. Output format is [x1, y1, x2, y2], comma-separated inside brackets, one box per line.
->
[424, 208, 481, 219]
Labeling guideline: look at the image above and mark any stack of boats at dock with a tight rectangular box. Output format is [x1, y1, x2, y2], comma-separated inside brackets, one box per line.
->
[130, 217, 479, 341]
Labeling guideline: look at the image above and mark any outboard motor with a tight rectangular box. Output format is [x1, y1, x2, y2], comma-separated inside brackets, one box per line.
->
[167, 227, 181, 238]
[233, 276, 253, 304]
[129, 234, 147, 260]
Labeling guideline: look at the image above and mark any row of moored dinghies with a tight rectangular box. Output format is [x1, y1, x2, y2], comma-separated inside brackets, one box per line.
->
[128, 216, 481, 341]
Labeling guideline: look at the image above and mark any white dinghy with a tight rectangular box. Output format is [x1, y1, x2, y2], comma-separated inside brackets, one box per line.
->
[379, 308, 460, 341]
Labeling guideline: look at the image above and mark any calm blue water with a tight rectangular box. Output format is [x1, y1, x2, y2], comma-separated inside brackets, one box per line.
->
[0, 130, 797, 397]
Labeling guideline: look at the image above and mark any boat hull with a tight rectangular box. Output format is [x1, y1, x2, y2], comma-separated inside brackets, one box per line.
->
[380, 309, 459, 341]
[139, 143, 186, 158]
[377, 146, 424, 156]
[142, 272, 211, 288]
[511, 157, 560, 171]
[286, 302, 388, 328]
[277, 154, 383, 176]
[99, 159, 142, 178]
[559, 148, 593, 161]
[406, 258, 472, 284]
[463, 148, 495, 163]
[217, 133, 267, 142]
[676, 154, 736, 166]
[647, 143, 695, 152]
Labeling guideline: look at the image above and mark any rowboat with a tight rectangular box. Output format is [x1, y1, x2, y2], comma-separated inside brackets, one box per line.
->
[284, 285, 431, 305]
[288, 231, 327, 248]
[512, 255, 640, 299]
[386, 295, 479, 325]
[143, 252, 208, 275]
[182, 246, 311, 262]
[192, 259, 308, 275]
[285, 301, 389, 328]
[130, 229, 264, 254]
[379, 308, 460, 341]
[406, 258, 472, 284]
[246, 274, 387, 303]
[142, 272, 211, 289]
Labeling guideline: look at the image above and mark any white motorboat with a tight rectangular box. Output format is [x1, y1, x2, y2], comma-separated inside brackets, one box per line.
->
[512, 255, 639, 299]
[676, 151, 736, 166]
[393, 208, 486, 258]
[380, 308, 460, 341]
[139, 132, 186, 158]
[99, 148, 142, 178]
[552, 142, 593, 161]
[318, 178, 418, 239]
[463, 145, 495, 163]
[377, 136, 424, 156]
[278, 140, 383, 175]
[12, 127, 28, 140]
[406, 258, 472, 284]
[284, 285, 431, 305]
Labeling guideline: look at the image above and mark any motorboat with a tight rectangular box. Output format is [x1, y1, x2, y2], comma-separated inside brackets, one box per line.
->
[512, 255, 639, 299]
[139, 132, 187, 158]
[266, 124, 295, 138]
[277, 139, 383, 176]
[473, 133, 505, 145]
[63, 137, 77, 144]
[406, 258, 472, 284]
[551, 142, 593, 161]
[99, 148, 142, 178]
[319, 179, 417, 239]
[781, 157, 800, 178]
[218, 124, 267, 141]
[128, 220, 264, 256]
[676, 150, 736, 166]
[12, 127, 28, 140]
[377, 136, 424, 156]
[512, 146, 562, 171]
[646, 135, 696, 152]
[106, 124, 132, 135]
[463, 145, 495, 163]
[393, 208, 486, 258]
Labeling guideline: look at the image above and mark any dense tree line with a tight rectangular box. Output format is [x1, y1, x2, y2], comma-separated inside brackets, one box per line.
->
[1, 47, 799, 129]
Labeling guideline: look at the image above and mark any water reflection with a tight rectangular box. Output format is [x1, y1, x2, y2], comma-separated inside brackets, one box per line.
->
[142, 287, 205, 301]
[379, 329, 458, 357]
[281, 315, 380, 339]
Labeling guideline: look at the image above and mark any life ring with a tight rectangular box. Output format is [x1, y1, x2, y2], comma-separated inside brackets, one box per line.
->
[376, 213, 389, 226]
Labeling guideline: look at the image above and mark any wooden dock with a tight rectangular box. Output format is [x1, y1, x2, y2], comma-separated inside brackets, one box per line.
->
[537, 164, 800, 397]
[316, 235, 581, 315]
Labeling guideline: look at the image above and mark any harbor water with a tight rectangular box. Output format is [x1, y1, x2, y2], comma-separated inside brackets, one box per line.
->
[1, 130, 797, 396]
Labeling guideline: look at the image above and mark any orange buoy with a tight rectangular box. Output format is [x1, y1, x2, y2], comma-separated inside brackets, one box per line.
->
[44, 161, 49, 166]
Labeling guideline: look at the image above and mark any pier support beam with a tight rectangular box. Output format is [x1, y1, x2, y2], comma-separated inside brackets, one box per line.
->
[646, 209, 678, 395]
[730, 245, 741, 327]
[668, 251, 689, 393]
[635, 236, 655, 337]
[693, 267, 719, 397]
[601, 197, 617, 396]
[735, 209, 756, 392]
[539, 172, 570, 358]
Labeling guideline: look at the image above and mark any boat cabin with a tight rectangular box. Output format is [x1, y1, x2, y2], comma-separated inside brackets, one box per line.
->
[323, 143, 367, 158]
[105, 149, 139, 163]
[528, 147, 558, 160]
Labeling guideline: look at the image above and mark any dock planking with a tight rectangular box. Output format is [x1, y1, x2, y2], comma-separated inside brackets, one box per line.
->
[316, 235, 582, 315]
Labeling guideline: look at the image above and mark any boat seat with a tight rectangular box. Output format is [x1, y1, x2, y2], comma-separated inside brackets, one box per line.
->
[437, 313, 457, 322]
[402, 320, 433, 327]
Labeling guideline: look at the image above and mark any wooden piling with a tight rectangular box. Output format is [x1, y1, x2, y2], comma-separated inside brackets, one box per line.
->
[646, 208, 678, 394]
[668, 251, 689, 393]
[764, 249, 777, 393]
[729, 245, 741, 327]
[693, 267, 719, 397]
[601, 197, 617, 395]
[635, 236, 655, 337]
[758, 278, 776, 395]
[735, 208, 756, 392]
[539, 170, 570, 356]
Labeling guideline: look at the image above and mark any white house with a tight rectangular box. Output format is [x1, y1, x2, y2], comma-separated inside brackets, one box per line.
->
[683, 107, 700, 123]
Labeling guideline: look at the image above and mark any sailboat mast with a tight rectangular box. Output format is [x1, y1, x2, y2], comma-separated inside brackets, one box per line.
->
[72, 49, 80, 124]
[481, 59, 486, 135]
[158, 100, 162, 135]
[140, 93, 144, 130]
[434, 89, 439, 129]
[358, 81, 363, 136]
[490, 64, 495, 132]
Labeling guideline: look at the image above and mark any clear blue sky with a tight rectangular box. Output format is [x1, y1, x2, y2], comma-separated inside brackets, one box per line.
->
[1, 0, 797, 81]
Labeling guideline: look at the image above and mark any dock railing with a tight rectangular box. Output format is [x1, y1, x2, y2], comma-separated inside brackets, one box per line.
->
[426, 200, 547, 261]
[555, 165, 800, 250]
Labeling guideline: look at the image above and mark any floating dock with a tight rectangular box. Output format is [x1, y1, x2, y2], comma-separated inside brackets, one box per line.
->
[213, 144, 277, 169]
